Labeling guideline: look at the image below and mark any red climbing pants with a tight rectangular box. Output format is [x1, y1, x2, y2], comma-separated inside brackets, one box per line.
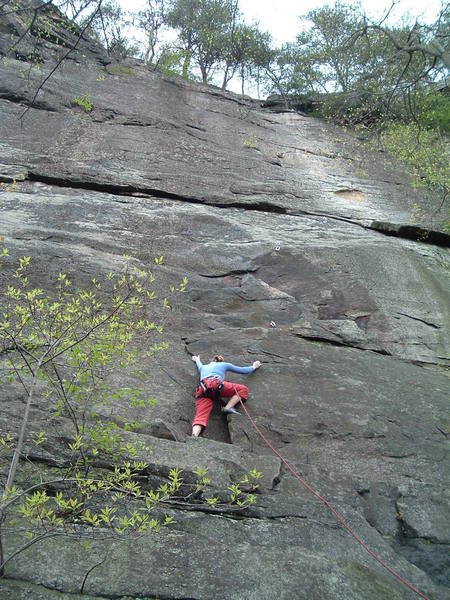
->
[193, 381, 249, 429]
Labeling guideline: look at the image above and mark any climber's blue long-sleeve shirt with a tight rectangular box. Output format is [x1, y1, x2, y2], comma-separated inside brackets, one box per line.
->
[194, 358, 254, 380]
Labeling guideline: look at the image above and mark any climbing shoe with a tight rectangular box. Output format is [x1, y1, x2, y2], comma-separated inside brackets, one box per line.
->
[222, 407, 240, 415]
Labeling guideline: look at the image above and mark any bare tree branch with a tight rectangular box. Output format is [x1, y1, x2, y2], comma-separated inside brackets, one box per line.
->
[376, 0, 398, 27]
[80, 546, 111, 593]
[364, 23, 450, 68]
[19, 0, 104, 122]
[6, 354, 46, 489]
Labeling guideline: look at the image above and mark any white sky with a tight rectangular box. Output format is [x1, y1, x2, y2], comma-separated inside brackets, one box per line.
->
[237, 0, 442, 44]
[121, 0, 443, 46]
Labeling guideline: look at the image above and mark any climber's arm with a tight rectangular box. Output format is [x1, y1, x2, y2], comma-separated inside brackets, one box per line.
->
[192, 355, 203, 374]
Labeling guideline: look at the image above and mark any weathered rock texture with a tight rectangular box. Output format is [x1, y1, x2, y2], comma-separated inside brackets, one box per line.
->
[0, 5, 449, 600]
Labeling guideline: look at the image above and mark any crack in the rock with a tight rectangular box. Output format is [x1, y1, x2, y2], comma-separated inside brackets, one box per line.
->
[0, 92, 57, 112]
[290, 331, 392, 356]
[26, 172, 197, 202]
[233, 291, 296, 303]
[10, 173, 449, 249]
[360, 490, 448, 587]
[436, 426, 448, 437]
[92, 112, 207, 137]
[255, 348, 289, 360]
[186, 122, 207, 132]
[157, 499, 252, 519]
[263, 515, 339, 528]
[289, 207, 368, 230]
[25, 172, 291, 214]
[393, 496, 450, 587]
[166, 501, 336, 526]
[216, 199, 288, 214]
[271, 460, 283, 490]
[222, 411, 232, 445]
[396, 312, 441, 329]
[268, 140, 354, 161]
[266, 158, 283, 167]
[289, 208, 450, 249]
[394, 499, 430, 544]
[382, 452, 417, 459]
[241, 428, 253, 452]
[20, 451, 196, 483]
[2, 578, 200, 600]
[370, 221, 450, 248]
[19, 452, 67, 469]
[198, 267, 259, 278]
[186, 324, 445, 368]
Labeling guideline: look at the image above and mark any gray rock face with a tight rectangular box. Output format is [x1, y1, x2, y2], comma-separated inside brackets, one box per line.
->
[0, 6, 449, 600]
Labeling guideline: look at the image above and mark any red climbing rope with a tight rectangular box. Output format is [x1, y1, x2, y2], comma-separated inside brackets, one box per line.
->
[237, 398, 429, 600]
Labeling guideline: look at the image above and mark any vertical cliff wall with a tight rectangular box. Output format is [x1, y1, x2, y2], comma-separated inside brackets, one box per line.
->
[0, 5, 449, 599]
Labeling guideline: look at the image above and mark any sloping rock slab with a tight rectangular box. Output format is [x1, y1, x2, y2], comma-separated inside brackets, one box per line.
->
[5, 511, 447, 600]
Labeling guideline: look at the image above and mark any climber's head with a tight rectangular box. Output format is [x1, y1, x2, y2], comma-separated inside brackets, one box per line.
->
[212, 354, 224, 362]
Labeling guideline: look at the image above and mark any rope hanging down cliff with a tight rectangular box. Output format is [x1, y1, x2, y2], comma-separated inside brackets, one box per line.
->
[235, 394, 429, 600]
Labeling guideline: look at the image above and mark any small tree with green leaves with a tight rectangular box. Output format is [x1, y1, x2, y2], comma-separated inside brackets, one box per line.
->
[0, 253, 187, 574]
[135, 0, 168, 65]
[83, 0, 139, 59]
[166, 0, 238, 83]
[220, 23, 272, 95]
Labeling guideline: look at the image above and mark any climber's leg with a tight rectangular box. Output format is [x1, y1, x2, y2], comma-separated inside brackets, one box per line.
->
[220, 381, 248, 410]
[192, 396, 213, 436]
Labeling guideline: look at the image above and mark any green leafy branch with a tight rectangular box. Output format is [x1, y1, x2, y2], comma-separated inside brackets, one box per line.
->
[0, 253, 188, 572]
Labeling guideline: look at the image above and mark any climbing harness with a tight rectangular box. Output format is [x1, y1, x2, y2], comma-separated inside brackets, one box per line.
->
[231, 385, 429, 600]
[195, 376, 224, 400]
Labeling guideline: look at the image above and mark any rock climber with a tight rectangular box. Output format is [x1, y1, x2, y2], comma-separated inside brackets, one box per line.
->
[191, 354, 261, 437]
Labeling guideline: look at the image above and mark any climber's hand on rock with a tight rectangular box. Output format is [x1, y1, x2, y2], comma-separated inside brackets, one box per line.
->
[192, 355, 199, 362]
[253, 360, 261, 370]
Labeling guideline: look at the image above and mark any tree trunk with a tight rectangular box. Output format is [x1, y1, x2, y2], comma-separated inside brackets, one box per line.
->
[6, 360, 42, 490]
[182, 50, 191, 80]
[222, 64, 229, 89]
[200, 63, 208, 84]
